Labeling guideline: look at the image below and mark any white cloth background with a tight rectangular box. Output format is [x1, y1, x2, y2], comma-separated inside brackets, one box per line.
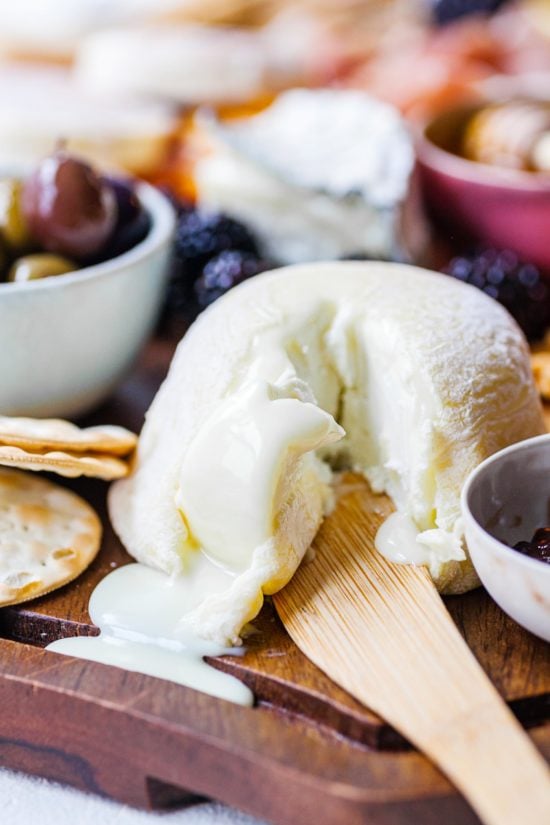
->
[1, 767, 267, 825]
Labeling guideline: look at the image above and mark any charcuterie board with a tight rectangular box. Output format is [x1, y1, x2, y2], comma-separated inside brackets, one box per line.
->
[0, 334, 548, 825]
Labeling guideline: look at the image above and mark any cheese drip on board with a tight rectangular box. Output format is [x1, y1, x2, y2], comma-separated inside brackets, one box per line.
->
[47, 561, 253, 706]
[107, 262, 544, 651]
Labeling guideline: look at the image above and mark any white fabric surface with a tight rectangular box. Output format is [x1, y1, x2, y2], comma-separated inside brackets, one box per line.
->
[0, 767, 267, 825]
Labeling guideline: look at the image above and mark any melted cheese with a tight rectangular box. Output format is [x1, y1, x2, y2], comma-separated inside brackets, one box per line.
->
[108, 262, 544, 648]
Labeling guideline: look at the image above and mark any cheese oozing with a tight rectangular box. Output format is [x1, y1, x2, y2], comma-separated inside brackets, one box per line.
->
[109, 262, 545, 646]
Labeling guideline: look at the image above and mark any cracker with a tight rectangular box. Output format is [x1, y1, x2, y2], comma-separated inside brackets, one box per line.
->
[0, 468, 101, 606]
[532, 352, 550, 401]
[0, 446, 129, 480]
[0, 417, 137, 456]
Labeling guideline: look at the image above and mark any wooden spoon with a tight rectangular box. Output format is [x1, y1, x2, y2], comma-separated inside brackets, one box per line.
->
[274, 475, 550, 825]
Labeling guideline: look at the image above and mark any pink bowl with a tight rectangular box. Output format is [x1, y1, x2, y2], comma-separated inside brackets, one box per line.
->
[417, 104, 550, 271]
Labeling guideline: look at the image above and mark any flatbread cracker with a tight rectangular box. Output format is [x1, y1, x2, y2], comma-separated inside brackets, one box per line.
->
[0, 446, 129, 480]
[0, 468, 101, 606]
[0, 417, 137, 456]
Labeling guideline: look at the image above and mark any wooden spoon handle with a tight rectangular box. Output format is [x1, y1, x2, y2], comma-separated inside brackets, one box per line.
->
[274, 478, 550, 825]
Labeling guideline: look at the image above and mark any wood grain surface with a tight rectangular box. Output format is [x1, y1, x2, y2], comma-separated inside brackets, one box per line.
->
[275, 477, 550, 825]
[0, 334, 548, 825]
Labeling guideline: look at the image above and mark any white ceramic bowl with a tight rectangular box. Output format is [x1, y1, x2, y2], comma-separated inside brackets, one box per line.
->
[0, 181, 175, 417]
[461, 434, 550, 643]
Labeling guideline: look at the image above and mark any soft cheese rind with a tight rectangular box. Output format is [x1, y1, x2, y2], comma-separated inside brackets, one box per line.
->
[194, 89, 425, 264]
[109, 262, 545, 644]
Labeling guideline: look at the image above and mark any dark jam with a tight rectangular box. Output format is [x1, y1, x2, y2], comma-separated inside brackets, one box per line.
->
[513, 528, 550, 564]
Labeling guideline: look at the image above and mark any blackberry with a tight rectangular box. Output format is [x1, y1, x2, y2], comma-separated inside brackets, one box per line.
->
[195, 250, 272, 308]
[166, 207, 261, 318]
[175, 209, 259, 278]
[444, 249, 550, 342]
[431, 0, 509, 25]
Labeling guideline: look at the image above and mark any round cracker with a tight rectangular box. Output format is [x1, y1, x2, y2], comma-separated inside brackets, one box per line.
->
[0, 446, 129, 480]
[0, 417, 137, 456]
[0, 468, 101, 606]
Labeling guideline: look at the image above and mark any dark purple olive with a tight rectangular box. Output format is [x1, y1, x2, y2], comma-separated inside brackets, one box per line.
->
[22, 150, 117, 259]
[98, 176, 151, 259]
[105, 176, 141, 226]
[103, 209, 151, 260]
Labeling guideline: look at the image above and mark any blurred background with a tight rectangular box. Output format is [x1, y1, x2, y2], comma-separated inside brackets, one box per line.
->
[1, 0, 550, 343]
[0, 0, 548, 174]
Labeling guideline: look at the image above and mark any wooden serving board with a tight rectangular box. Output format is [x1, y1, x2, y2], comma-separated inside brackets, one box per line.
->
[0, 335, 548, 825]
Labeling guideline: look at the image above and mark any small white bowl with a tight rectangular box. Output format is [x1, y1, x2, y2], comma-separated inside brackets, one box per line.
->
[0, 181, 175, 418]
[462, 434, 550, 643]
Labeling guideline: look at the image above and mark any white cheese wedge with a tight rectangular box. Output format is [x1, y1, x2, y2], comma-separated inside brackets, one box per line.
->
[109, 262, 545, 645]
[193, 89, 427, 264]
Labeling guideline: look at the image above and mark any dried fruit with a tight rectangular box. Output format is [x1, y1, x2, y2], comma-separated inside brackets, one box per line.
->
[513, 527, 550, 565]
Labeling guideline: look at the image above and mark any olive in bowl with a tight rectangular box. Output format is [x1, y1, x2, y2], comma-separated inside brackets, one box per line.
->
[0, 152, 176, 417]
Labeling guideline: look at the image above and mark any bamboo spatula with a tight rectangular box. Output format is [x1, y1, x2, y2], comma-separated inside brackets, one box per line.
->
[274, 475, 550, 825]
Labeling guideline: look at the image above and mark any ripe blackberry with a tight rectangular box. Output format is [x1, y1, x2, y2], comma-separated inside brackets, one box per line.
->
[444, 249, 550, 342]
[195, 250, 272, 308]
[166, 207, 261, 317]
[175, 209, 259, 278]
[431, 0, 509, 25]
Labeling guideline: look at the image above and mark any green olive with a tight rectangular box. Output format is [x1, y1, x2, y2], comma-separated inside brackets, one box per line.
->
[8, 253, 77, 283]
[0, 234, 8, 283]
[0, 179, 30, 251]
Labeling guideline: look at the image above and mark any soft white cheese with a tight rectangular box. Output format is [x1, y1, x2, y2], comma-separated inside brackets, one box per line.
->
[194, 89, 423, 264]
[109, 262, 545, 645]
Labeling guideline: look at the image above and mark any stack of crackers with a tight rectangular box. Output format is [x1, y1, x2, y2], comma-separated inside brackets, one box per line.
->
[0, 416, 137, 608]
